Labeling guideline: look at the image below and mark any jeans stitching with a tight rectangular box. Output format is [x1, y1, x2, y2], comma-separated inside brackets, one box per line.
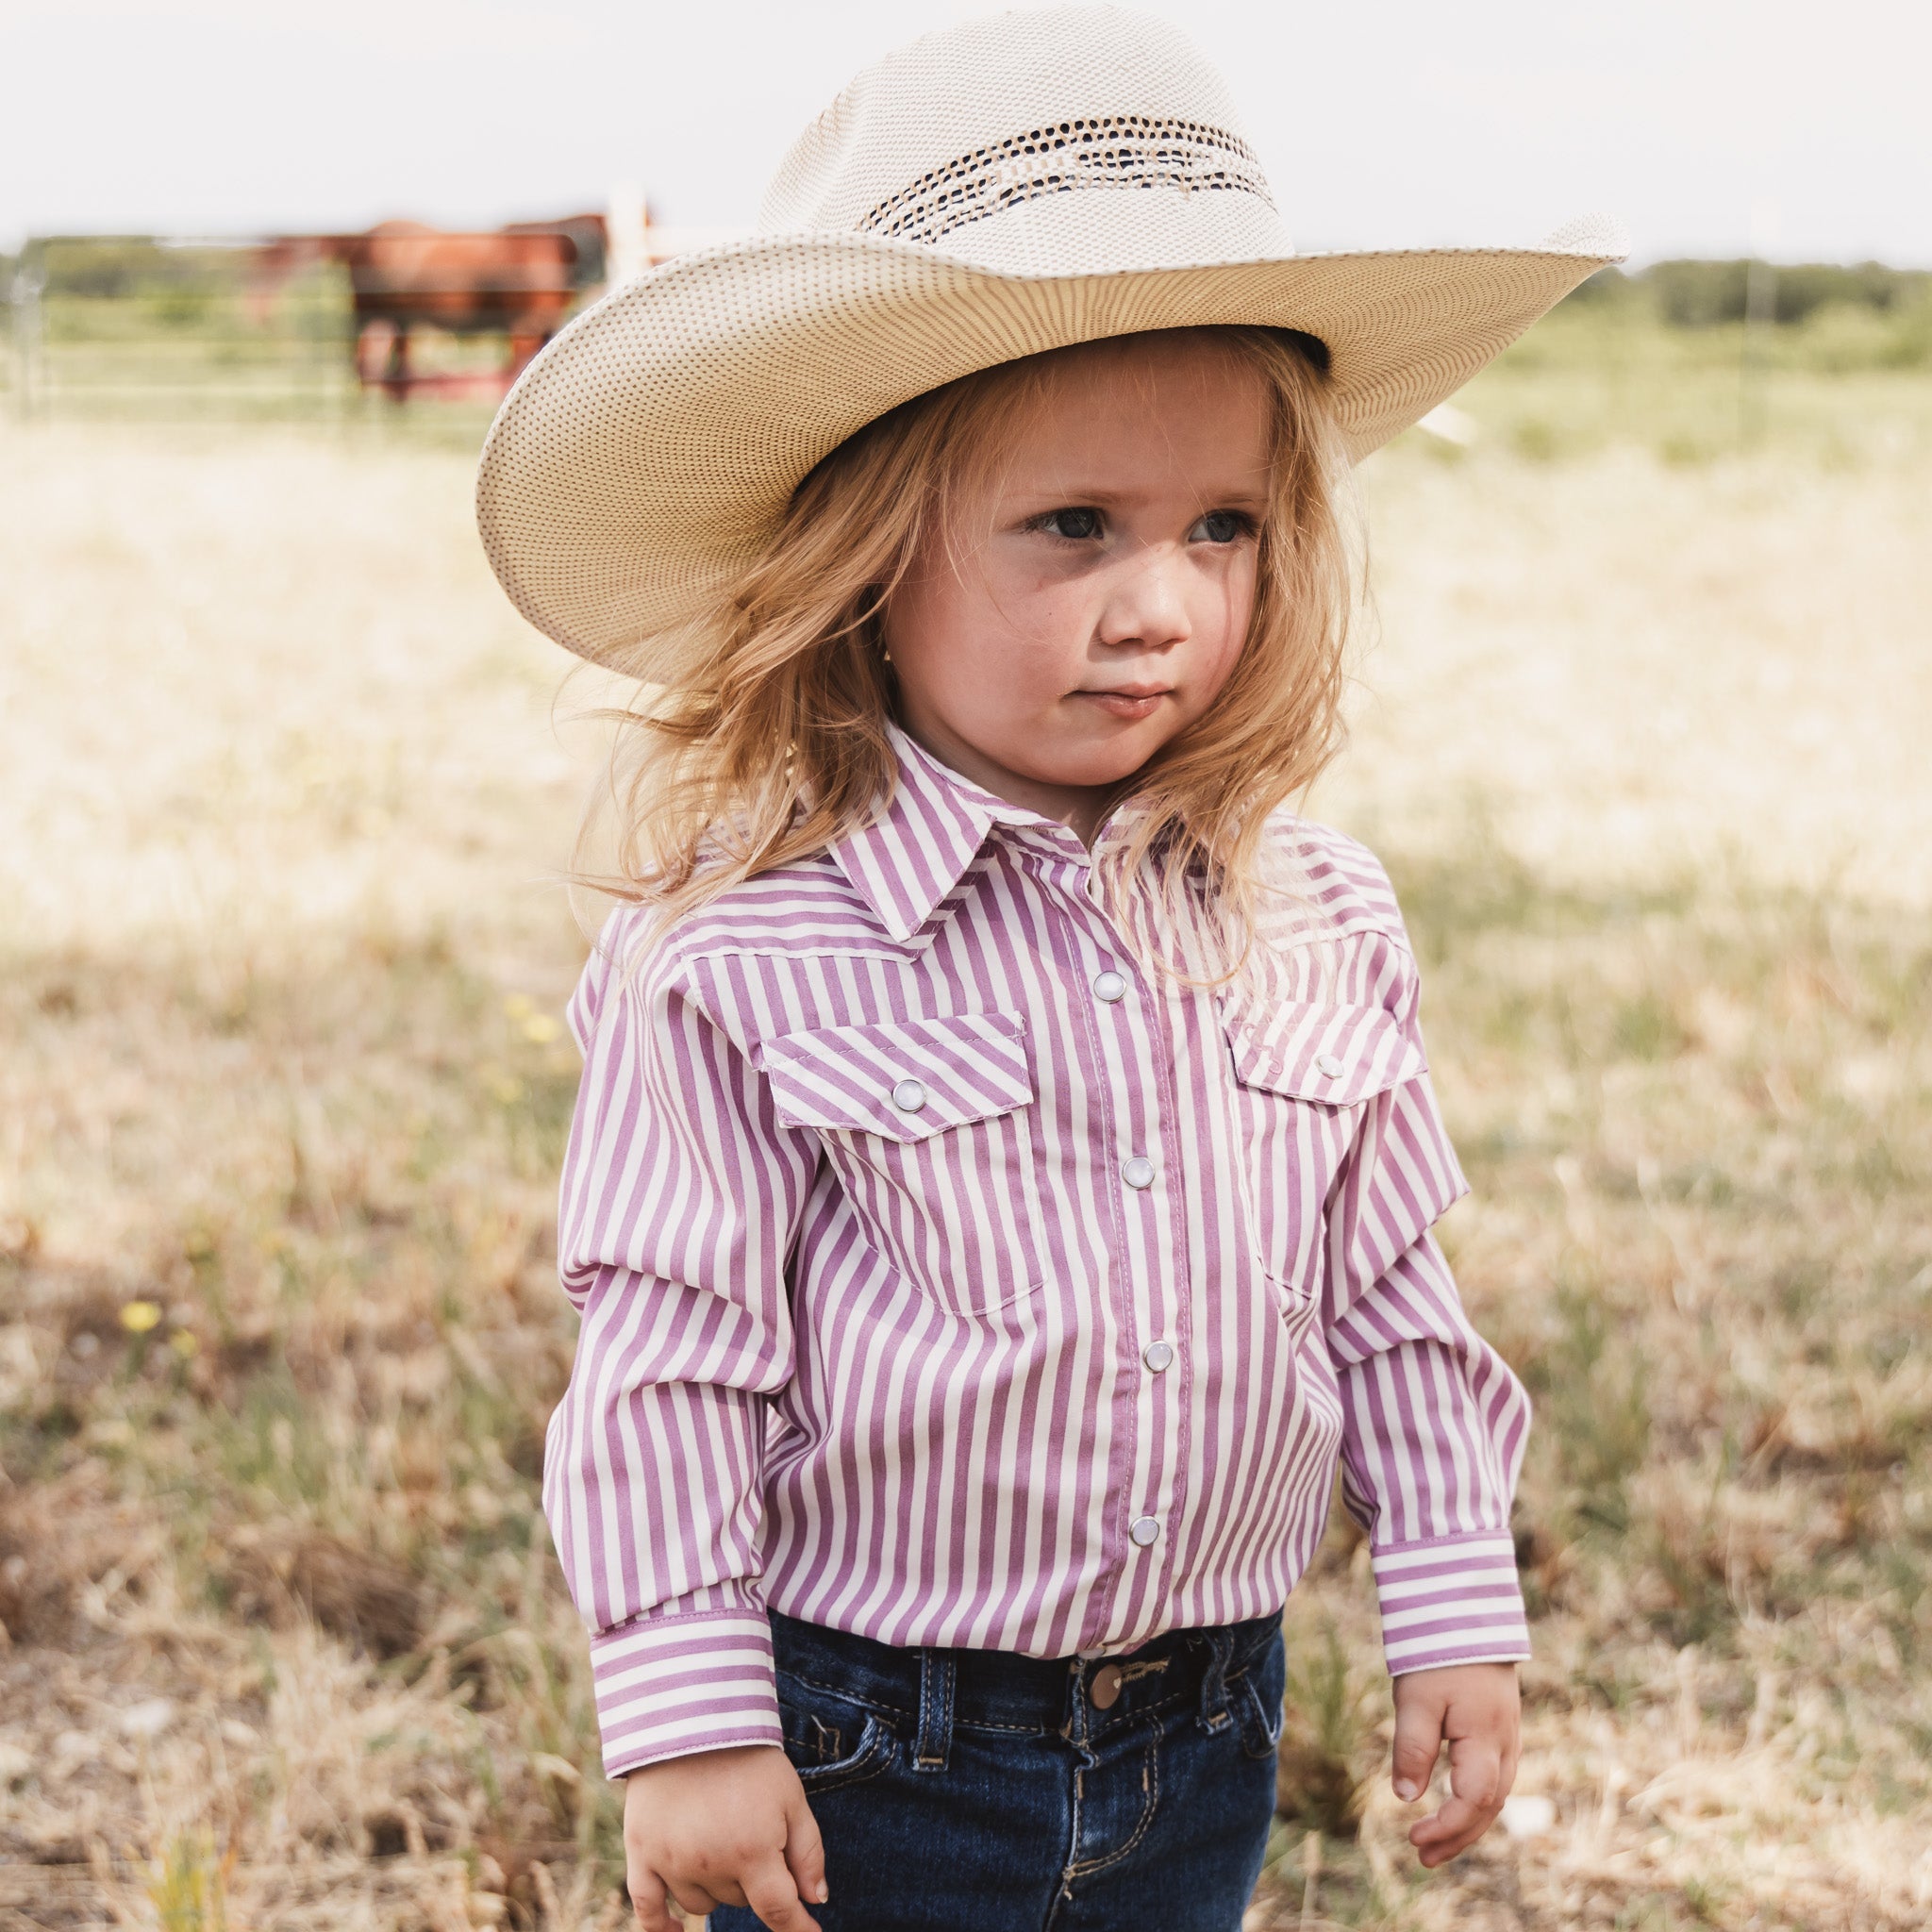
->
[915, 1650, 954, 1772]
[1233, 1673, 1286, 1759]
[791, 1715, 898, 1794]
[1090, 1685, 1193, 1736]
[1065, 1718, 1163, 1876]
[778, 1670, 916, 1723]
[780, 1621, 1282, 1743]
[779, 1669, 1069, 1738]
[1227, 1637, 1287, 1759]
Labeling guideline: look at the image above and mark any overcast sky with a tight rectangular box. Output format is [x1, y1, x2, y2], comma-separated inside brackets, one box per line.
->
[7, 0, 1928, 265]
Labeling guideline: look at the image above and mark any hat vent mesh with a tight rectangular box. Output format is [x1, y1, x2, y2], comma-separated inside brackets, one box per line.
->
[858, 114, 1271, 246]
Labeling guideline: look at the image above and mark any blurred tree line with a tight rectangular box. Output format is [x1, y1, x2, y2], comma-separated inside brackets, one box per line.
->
[1584, 258, 1928, 328]
[5, 239, 258, 330]
[1566, 258, 1932, 370]
[5, 239, 1930, 376]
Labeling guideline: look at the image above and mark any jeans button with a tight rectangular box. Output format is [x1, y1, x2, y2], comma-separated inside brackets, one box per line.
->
[1089, 1662, 1124, 1710]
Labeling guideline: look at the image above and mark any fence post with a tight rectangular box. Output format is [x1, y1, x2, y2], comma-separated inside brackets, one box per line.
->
[606, 181, 649, 289]
[8, 248, 46, 423]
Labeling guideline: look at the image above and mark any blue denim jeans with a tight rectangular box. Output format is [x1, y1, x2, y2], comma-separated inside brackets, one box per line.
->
[709, 1605, 1286, 1932]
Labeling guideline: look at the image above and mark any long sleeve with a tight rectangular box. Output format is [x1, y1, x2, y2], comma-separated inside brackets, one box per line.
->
[1321, 947, 1533, 1677]
[542, 913, 822, 1776]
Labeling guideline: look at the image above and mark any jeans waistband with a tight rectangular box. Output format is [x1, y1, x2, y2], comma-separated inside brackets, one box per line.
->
[766, 1607, 1284, 1774]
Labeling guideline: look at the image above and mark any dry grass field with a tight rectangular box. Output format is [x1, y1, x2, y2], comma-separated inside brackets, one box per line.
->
[2, 346, 1929, 1931]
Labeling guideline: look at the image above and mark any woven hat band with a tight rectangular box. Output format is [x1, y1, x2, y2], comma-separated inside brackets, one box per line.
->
[857, 114, 1275, 247]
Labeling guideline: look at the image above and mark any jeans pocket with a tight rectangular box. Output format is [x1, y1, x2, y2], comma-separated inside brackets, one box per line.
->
[1230, 1632, 1287, 1761]
[791, 1711, 898, 1793]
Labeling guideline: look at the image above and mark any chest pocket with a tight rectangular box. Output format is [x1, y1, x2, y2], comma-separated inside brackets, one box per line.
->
[1221, 996, 1427, 1298]
[760, 1010, 1044, 1317]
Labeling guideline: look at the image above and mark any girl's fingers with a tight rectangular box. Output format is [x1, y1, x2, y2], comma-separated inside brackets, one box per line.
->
[666, 1881, 723, 1920]
[782, 1790, 830, 1908]
[1410, 1798, 1487, 1865]
[741, 1851, 822, 1932]
[1390, 1689, 1444, 1802]
[1409, 1732, 1507, 1863]
[625, 1863, 676, 1932]
[1447, 1727, 1507, 1810]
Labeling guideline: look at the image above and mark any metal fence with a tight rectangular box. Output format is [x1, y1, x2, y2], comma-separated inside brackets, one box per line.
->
[8, 238, 349, 423]
[2, 232, 592, 426]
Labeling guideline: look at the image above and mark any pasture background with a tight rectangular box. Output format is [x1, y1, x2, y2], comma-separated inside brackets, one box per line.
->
[1, 283, 1930, 1930]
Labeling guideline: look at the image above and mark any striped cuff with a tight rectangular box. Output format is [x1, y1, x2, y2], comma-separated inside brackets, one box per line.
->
[1371, 1530, 1531, 1675]
[590, 1604, 782, 1778]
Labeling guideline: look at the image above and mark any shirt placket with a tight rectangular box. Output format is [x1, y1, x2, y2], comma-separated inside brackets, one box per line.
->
[1011, 824, 1192, 1647]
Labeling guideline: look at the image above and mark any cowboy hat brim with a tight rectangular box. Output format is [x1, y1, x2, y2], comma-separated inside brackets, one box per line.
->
[475, 218, 1626, 675]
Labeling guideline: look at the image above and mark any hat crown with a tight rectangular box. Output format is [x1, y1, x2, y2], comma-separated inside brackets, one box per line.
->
[476, 3, 1628, 670]
[758, 6, 1292, 275]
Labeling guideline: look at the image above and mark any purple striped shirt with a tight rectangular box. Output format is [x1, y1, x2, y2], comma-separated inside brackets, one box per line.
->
[544, 719, 1532, 1776]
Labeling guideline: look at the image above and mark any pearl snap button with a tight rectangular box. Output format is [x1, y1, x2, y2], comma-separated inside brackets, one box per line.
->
[1142, 1339, 1174, 1374]
[1315, 1054, 1344, 1079]
[891, 1078, 928, 1112]
[1121, 1156, 1156, 1190]
[1128, 1515, 1160, 1547]
[1091, 969, 1127, 1003]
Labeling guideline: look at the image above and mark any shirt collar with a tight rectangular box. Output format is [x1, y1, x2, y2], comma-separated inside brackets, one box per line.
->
[826, 718, 1070, 942]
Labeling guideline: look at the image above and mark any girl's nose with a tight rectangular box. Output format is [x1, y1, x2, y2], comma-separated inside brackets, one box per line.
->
[1094, 545, 1192, 652]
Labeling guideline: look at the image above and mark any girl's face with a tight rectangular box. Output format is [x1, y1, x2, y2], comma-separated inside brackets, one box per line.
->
[881, 331, 1273, 842]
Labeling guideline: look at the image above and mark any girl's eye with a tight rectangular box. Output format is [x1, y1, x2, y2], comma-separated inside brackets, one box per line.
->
[1037, 507, 1103, 541]
[1191, 509, 1250, 544]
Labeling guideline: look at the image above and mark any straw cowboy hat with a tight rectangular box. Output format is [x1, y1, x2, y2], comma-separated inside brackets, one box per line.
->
[475, 5, 1625, 676]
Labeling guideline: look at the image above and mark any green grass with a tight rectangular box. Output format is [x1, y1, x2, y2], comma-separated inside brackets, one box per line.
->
[1408, 297, 1932, 467]
[1248, 838, 1932, 1926]
[2, 344, 1928, 1926]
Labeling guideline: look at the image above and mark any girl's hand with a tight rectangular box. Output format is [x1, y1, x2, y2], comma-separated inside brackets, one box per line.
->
[623, 1743, 827, 1931]
[1390, 1662, 1522, 1867]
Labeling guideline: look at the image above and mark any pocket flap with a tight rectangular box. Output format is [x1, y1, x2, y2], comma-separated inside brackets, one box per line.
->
[1224, 998, 1425, 1107]
[761, 1010, 1034, 1141]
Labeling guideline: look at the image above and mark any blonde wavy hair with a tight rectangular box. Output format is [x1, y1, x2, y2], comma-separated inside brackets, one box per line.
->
[575, 324, 1359, 991]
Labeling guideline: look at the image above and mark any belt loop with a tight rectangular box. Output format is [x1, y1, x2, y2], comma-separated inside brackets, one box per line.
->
[914, 1644, 956, 1774]
[1195, 1626, 1235, 1734]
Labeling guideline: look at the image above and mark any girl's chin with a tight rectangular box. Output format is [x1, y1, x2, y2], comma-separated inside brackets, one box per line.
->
[1042, 714, 1175, 779]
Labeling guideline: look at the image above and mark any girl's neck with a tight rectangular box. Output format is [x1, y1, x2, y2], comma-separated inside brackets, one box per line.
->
[894, 708, 1133, 850]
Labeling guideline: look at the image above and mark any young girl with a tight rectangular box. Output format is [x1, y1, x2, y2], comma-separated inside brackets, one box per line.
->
[475, 10, 1623, 1927]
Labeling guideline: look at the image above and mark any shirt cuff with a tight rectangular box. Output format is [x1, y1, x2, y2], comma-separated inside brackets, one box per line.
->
[590, 1603, 783, 1778]
[1371, 1530, 1532, 1675]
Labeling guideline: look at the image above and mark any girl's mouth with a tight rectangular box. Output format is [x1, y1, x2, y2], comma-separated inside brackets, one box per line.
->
[1074, 689, 1171, 720]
